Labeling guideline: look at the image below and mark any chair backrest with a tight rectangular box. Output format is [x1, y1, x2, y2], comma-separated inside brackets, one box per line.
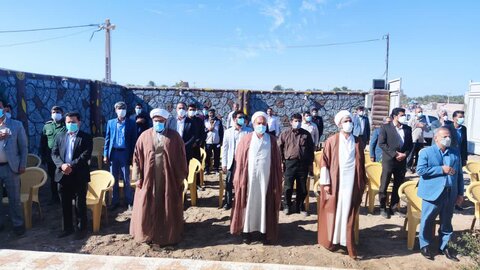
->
[365, 163, 382, 189]
[466, 161, 480, 182]
[87, 170, 114, 201]
[20, 167, 47, 195]
[26, 153, 42, 167]
[313, 151, 323, 176]
[467, 181, 480, 204]
[364, 152, 371, 164]
[92, 137, 105, 155]
[199, 148, 207, 169]
[188, 158, 202, 183]
[399, 180, 421, 213]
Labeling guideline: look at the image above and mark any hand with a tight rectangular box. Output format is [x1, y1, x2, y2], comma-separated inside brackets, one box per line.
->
[323, 185, 331, 195]
[442, 166, 455, 175]
[396, 152, 406, 161]
[135, 180, 142, 189]
[417, 123, 425, 128]
[0, 132, 8, 141]
[61, 164, 72, 175]
[456, 195, 464, 206]
[18, 167, 26, 174]
[222, 166, 227, 174]
[103, 157, 109, 164]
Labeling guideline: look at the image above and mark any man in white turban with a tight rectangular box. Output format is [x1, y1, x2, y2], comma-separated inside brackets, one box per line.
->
[130, 108, 188, 246]
[317, 110, 366, 259]
[230, 111, 283, 245]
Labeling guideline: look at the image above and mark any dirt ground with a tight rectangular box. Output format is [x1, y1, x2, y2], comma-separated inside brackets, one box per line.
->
[1, 156, 479, 270]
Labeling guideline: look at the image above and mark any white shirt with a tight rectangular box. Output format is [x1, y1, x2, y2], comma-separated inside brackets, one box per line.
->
[267, 115, 281, 136]
[394, 123, 405, 147]
[301, 122, 319, 146]
[0, 121, 10, 163]
[205, 119, 221, 144]
[65, 132, 77, 164]
[176, 117, 185, 137]
[227, 111, 235, 128]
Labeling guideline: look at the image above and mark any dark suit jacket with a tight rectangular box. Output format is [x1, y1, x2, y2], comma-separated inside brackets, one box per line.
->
[51, 131, 93, 184]
[312, 116, 324, 137]
[182, 117, 200, 160]
[378, 123, 413, 164]
[454, 125, 468, 166]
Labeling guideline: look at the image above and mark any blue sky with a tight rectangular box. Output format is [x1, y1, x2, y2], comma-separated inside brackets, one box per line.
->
[0, 0, 478, 97]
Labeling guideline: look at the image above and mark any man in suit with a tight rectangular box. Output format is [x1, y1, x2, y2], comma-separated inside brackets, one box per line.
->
[221, 110, 253, 210]
[187, 104, 206, 163]
[430, 109, 457, 148]
[416, 127, 464, 261]
[452, 110, 467, 166]
[168, 102, 199, 164]
[378, 107, 413, 219]
[311, 107, 324, 148]
[352, 106, 370, 149]
[104, 101, 137, 210]
[0, 100, 27, 235]
[130, 103, 150, 136]
[51, 112, 93, 239]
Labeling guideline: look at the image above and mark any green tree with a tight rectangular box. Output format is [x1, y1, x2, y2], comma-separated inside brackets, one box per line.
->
[147, 81, 156, 87]
[273, 85, 283, 91]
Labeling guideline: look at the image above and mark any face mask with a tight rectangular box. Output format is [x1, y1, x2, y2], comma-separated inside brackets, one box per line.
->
[154, 122, 165, 133]
[52, 113, 62, 122]
[442, 115, 448, 121]
[203, 109, 208, 115]
[187, 110, 196, 117]
[305, 116, 312, 122]
[209, 115, 215, 120]
[292, 121, 301, 129]
[236, 118, 245, 126]
[358, 111, 364, 116]
[342, 122, 353, 133]
[5, 112, 11, 119]
[177, 109, 186, 117]
[66, 123, 79, 133]
[440, 137, 451, 148]
[457, 118, 465, 125]
[0, 109, 4, 118]
[312, 112, 318, 116]
[116, 109, 126, 118]
[255, 125, 267, 135]
[417, 112, 423, 118]
[398, 116, 407, 123]
[135, 108, 142, 115]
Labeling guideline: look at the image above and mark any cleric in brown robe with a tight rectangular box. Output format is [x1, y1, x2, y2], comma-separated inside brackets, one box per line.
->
[130, 108, 188, 246]
[230, 111, 283, 244]
[317, 110, 366, 259]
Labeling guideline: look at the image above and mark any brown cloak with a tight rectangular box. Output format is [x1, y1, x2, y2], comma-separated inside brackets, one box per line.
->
[317, 133, 366, 257]
[230, 133, 283, 243]
[130, 128, 188, 246]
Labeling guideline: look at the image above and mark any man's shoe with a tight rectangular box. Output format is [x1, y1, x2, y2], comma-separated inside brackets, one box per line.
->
[13, 226, 25, 236]
[380, 209, 391, 219]
[283, 207, 291, 215]
[223, 204, 232, 210]
[242, 233, 251, 244]
[391, 209, 406, 218]
[420, 246, 434, 260]
[439, 248, 459, 262]
[454, 205, 464, 211]
[57, 230, 74, 238]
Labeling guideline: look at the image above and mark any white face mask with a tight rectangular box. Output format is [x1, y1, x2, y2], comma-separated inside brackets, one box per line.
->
[358, 111, 364, 116]
[52, 113, 62, 122]
[417, 112, 423, 118]
[442, 115, 448, 121]
[177, 109, 186, 117]
[440, 137, 451, 148]
[342, 122, 353, 133]
[116, 109, 126, 118]
[135, 108, 142, 115]
[187, 110, 196, 117]
[398, 115, 407, 123]
[291, 121, 301, 129]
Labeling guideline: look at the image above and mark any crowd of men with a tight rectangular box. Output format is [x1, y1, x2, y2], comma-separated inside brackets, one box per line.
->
[0, 99, 469, 262]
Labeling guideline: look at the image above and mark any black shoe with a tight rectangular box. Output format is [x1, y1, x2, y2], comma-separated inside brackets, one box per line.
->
[108, 204, 120, 211]
[283, 206, 291, 215]
[57, 229, 74, 238]
[380, 209, 391, 219]
[13, 226, 25, 236]
[454, 205, 464, 211]
[439, 248, 459, 262]
[420, 246, 434, 260]
[223, 204, 232, 210]
[391, 209, 406, 218]
[74, 231, 87, 240]
[242, 233, 251, 244]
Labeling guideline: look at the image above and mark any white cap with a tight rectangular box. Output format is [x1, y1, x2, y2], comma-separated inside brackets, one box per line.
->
[150, 108, 170, 119]
[251, 111, 268, 124]
[334, 110, 351, 125]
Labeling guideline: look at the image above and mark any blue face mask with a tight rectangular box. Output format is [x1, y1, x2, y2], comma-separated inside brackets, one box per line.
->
[5, 112, 11, 119]
[66, 122, 79, 133]
[255, 125, 267, 134]
[0, 109, 4, 118]
[154, 122, 165, 133]
[457, 118, 464, 125]
[202, 109, 208, 115]
[236, 118, 245, 126]
[305, 116, 312, 122]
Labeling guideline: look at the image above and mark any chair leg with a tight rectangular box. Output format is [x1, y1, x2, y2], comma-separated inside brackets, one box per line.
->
[200, 170, 205, 187]
[402, 217, 408, 232]
[304, 178, 310, 212]
[364, 189, 369, 207]
[103, 205, 108, 225]
[407, 218, 418, 250]
[368, 192, 375, 214]
[36, 202, 43, 219]
[23, 201, 32, 229]
[189, 183, 197, 206]
[92, 204, 103, 233]
[97, 155, 102, 170]
[471, 217, 477, 231]
[218, 173, 224, 208]
[354, 213, 360, 245]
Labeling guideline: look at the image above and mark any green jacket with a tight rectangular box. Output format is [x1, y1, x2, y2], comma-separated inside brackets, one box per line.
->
[40, 120, 66, 159]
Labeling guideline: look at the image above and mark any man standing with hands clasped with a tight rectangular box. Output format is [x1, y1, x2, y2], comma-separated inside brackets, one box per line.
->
[416, 127, 464, 261]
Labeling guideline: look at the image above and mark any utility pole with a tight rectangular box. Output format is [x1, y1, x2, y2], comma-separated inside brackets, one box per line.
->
[101, 19, 115, 83]
[384, 33, 390, 90]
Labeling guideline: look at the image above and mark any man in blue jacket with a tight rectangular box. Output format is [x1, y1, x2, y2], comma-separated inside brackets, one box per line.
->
[416, 126, 464, 261]
[104, 101, 137, 210]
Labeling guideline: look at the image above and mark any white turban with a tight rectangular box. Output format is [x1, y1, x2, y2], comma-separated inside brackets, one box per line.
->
[334, 110, 351, 126]
[150, 108, 170, 119]
[251, 111, 268, 124]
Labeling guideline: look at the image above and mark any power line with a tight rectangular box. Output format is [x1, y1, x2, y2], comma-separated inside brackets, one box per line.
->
[217, 38, 382, 50]
[0, 24, 100, 34]
[0, 28, 95, 48]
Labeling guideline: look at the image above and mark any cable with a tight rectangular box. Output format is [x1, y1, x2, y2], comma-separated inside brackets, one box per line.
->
[0, 28, 95, 48]
[216, 38, 382, 50]
[0, 24, 100, 34]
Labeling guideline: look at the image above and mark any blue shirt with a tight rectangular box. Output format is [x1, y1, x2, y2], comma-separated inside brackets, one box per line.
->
[114, 120, 126, 149]
[440, 148, 452, 187]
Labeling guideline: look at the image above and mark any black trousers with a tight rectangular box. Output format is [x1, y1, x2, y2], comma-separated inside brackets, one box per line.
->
[58, 178, 88, 232]
[205, 144, 220, 172]
[46, 156, 59, 201]
[379, 160, 406, 209]
[406, 142, 424, 169]
[283, 159, 309, 211]
[224, 161, 236, 206]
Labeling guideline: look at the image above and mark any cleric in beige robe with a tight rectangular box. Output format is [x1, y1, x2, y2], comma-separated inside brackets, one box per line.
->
[318, 110, 366, 259]
[230, 111, 283, 245]
[130, 108, 188, 246]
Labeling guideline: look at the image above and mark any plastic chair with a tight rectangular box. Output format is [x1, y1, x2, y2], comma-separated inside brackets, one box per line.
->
[313, 180, 359, 245]
[312, 151, 323, 185]
[466, 181, 480, 230]
[183, 158, 201, 206]
[2, 167, 47, 229]
[199, 148, 207, 186]
[218, 171, 224, 208]
[398, 180, 421, 250]
[364, 152, 371, 164]
[91, 137, 105, 169]
[86, 170, 114, 233]
[118, 165, 137, 199]
[26, 153, 42, 167]
[464, 161, 480, 183]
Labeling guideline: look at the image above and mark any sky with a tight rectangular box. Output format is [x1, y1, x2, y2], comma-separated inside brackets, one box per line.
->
[0, 0, 479, 97]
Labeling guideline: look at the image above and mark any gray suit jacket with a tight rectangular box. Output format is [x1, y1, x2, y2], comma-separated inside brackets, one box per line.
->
[1, 118, 28, 173]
